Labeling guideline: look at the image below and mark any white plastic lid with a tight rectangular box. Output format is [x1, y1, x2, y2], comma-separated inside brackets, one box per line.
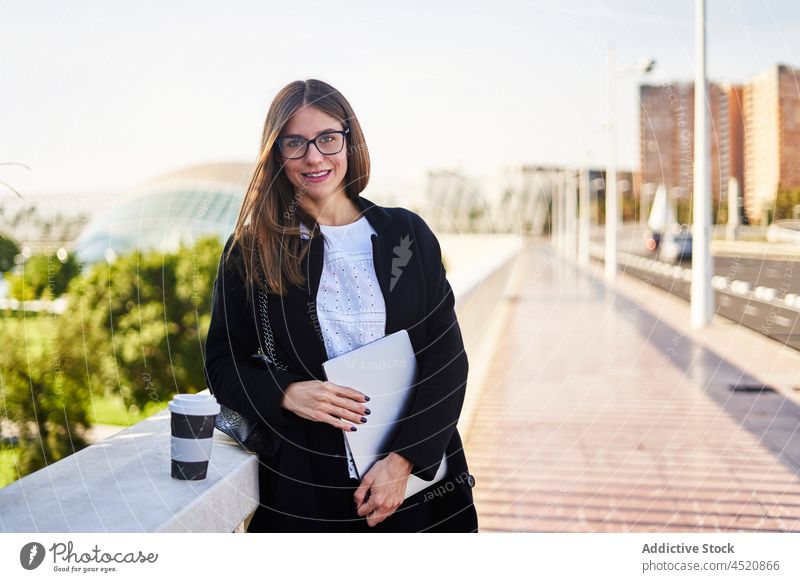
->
[168, 393, 220, 416]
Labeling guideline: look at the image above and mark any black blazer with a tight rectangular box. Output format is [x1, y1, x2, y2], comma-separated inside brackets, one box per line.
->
[203, 194, 478, 532]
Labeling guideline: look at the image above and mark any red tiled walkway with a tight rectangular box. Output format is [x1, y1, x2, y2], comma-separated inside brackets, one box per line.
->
[464, 241, 800, 532]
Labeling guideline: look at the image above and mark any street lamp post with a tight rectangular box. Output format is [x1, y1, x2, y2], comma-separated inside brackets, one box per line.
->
[606, 47, 656, 283]
[566, 169, 578, 260]
[691, 0, 714, 327]
[606, 46, 619, 283]
[578, 167, 591, 267]
[551, 171, 560, 250]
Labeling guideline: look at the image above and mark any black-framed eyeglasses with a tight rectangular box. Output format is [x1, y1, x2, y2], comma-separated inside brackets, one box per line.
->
[276, 127, 350, 159]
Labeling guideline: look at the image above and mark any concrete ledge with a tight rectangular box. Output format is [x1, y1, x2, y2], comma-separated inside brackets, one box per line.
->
[448, 236, 523, 439]
[0, 404, 259, 532]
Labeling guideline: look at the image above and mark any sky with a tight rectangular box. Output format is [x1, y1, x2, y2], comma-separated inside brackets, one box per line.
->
[1, 0, 798, 202]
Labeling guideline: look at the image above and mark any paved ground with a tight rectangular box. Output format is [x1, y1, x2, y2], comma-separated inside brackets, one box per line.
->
[464, 239, 800, 532]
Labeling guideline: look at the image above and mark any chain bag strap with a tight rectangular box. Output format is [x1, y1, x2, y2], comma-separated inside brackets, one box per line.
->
[214, 278, 288, 454]
[255, 285, 290, 371]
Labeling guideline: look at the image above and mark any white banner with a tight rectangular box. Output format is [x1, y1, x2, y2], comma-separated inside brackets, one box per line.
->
[1, 533, 799, 581]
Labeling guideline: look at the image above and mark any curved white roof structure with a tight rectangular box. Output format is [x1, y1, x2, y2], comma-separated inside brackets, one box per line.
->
[74, 161, 255, 264]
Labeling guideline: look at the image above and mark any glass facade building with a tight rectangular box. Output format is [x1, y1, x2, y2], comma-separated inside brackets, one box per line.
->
[74, 162, 254, 264]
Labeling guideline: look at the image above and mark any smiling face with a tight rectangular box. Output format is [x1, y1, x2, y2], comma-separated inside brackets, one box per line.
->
[278, 106, 349, 213]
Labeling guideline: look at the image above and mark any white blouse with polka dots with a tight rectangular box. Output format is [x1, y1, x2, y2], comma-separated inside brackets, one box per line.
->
[301, 216, 386, 479]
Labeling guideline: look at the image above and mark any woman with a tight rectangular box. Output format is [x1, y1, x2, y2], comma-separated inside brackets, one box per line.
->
[203, 79, 478, 532]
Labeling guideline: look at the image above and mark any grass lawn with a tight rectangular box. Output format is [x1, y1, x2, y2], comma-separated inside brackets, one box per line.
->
[87, 394, 169, 426]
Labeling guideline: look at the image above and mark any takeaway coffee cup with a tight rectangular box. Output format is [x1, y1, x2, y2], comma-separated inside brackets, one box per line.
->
[169, 393, 220, 480]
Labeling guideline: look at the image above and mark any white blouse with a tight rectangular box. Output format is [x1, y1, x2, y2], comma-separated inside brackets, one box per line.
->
[301, 216, 386, 478]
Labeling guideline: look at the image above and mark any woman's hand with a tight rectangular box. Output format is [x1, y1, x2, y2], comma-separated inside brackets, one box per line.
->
[354, 452, 413, 527]
[280, 380, 370, 431]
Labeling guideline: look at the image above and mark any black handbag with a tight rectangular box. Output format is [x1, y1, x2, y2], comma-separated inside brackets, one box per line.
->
[214, 285, 290, 455]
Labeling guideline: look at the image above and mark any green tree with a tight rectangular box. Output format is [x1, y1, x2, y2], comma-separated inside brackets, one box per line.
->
[714, 197, 728, 225]
[774, 188, 800, 221]
[467, 206, 485, 231]
[6, 251, 79, 301]
[622, 193, 639, 222]
[593, 190, 606, 225]
[0, 234, 19, 273]
[0, 235, 224, 484]
[676, 198, 691, 225]
[0, 317, 92, 478]
[64, 235, 222, 413]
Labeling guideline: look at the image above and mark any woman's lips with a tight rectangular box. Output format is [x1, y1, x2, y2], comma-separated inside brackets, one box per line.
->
[302, 169, 332, 183]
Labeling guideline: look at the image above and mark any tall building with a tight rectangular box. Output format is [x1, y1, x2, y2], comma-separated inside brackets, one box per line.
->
[639, 82, 743, 209]
[726, 84, 746, 203]
[743, 64, 800, 222]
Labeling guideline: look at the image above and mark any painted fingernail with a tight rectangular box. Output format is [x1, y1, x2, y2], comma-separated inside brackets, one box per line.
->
[361, 417, 367, 423]
[364, 408, 371, 415]
[351, 426, 357, 432]
[365, 396, 370, 401]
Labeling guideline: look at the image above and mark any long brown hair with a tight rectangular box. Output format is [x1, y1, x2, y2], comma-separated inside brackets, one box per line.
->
[226, 79, 371, 300]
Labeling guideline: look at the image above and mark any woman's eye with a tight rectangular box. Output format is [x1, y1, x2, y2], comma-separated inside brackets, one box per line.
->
[318, 134, 334, 143]
[287, 139, 304, 147]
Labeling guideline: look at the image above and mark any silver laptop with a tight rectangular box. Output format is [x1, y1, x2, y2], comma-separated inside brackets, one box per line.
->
[321, 329, 448, 499]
